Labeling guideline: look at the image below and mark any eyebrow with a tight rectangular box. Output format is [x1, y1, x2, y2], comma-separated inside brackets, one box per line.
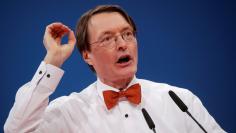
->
[98, 26, 133, 39]
[120, 27, 133, 32]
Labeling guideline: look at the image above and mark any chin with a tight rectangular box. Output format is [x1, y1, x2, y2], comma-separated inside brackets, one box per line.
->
[117, 67, 137, 78]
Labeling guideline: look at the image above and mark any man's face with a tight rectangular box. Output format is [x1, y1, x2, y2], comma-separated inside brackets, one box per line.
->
[84, 12, 138, 83]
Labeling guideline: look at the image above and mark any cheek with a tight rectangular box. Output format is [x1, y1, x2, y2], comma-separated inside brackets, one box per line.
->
[92, 50, 115, 67]
[132, 44, 138, 58]
[100, 55, 113, 64]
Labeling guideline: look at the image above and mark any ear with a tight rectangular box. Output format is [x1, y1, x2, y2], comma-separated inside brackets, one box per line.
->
[82, 51, 93, 65]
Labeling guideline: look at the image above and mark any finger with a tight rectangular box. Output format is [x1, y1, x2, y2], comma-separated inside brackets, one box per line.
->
[44, 25, 55, 44]
[55, 31, 69, 44]
[50, 23, 70, 32]
[48, 22, 66, 32]
[55, 37, 62, 45]
[68, 30, 76, 46]
[45, 24, 53, 37]
[44, 22, 67, 46]
[45, 23, 62, 39]
[51, 25, 70, 39]
[52, 25, 70, 34]
[49, 22, 64, 29]
[53, 30, 65, 39]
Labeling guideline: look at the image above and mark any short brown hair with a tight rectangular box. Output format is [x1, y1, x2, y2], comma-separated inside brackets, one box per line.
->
[75, 5, 137, 72]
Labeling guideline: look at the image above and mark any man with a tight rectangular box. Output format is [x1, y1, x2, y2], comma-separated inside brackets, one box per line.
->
[4, 5, 225, 133]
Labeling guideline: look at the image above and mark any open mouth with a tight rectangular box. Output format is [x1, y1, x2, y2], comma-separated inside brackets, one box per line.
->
[116, 55, 131, 64]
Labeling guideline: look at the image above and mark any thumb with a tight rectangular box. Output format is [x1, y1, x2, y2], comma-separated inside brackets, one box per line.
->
[68, 30, 76, 47]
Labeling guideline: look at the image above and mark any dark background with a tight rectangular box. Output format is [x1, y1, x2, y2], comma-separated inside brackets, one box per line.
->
[0, 0, 235, 132]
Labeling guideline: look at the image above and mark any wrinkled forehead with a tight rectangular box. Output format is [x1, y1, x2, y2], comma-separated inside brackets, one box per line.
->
[87, 12, 132, 41]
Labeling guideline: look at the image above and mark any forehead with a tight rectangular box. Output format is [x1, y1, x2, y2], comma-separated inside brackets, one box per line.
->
[88, 12, 131, 39]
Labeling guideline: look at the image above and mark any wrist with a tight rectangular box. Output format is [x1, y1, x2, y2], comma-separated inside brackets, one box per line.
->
[44, 53, 63, 68]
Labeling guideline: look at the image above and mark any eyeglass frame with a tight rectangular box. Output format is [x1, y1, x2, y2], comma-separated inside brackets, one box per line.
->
[88, 29, 137, 48]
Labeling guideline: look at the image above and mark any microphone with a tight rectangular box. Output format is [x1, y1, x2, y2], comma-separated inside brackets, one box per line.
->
[168, 90, 207, 133]
[141, 108, 156, 133]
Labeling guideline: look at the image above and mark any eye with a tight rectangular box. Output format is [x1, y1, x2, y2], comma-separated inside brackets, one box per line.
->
[124, 31, 134, 37]
[100, 35, 113, 43]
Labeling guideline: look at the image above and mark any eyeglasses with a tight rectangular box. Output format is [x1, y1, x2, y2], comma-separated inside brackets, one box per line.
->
[89, 30, 136, 49]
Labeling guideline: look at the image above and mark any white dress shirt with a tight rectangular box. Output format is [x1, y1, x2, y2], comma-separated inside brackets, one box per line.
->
[4, 61, 226, 133]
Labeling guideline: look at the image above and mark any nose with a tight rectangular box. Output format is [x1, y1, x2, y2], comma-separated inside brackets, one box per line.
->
[115, 35, 127, 51]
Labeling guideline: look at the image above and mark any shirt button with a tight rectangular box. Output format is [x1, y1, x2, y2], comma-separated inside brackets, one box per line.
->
[125, 114, 128, 118]
[39, 71, 42, 74]
[47, 74, 50, 78]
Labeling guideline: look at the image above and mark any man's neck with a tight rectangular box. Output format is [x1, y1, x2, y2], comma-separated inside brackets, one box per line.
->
[99, 76, 134, 90]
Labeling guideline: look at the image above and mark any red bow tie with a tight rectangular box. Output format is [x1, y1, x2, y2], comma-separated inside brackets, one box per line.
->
[103, 83, 141, 110]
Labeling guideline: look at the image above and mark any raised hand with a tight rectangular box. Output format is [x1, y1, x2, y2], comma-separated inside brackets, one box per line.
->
[43, 22, 76, 67]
